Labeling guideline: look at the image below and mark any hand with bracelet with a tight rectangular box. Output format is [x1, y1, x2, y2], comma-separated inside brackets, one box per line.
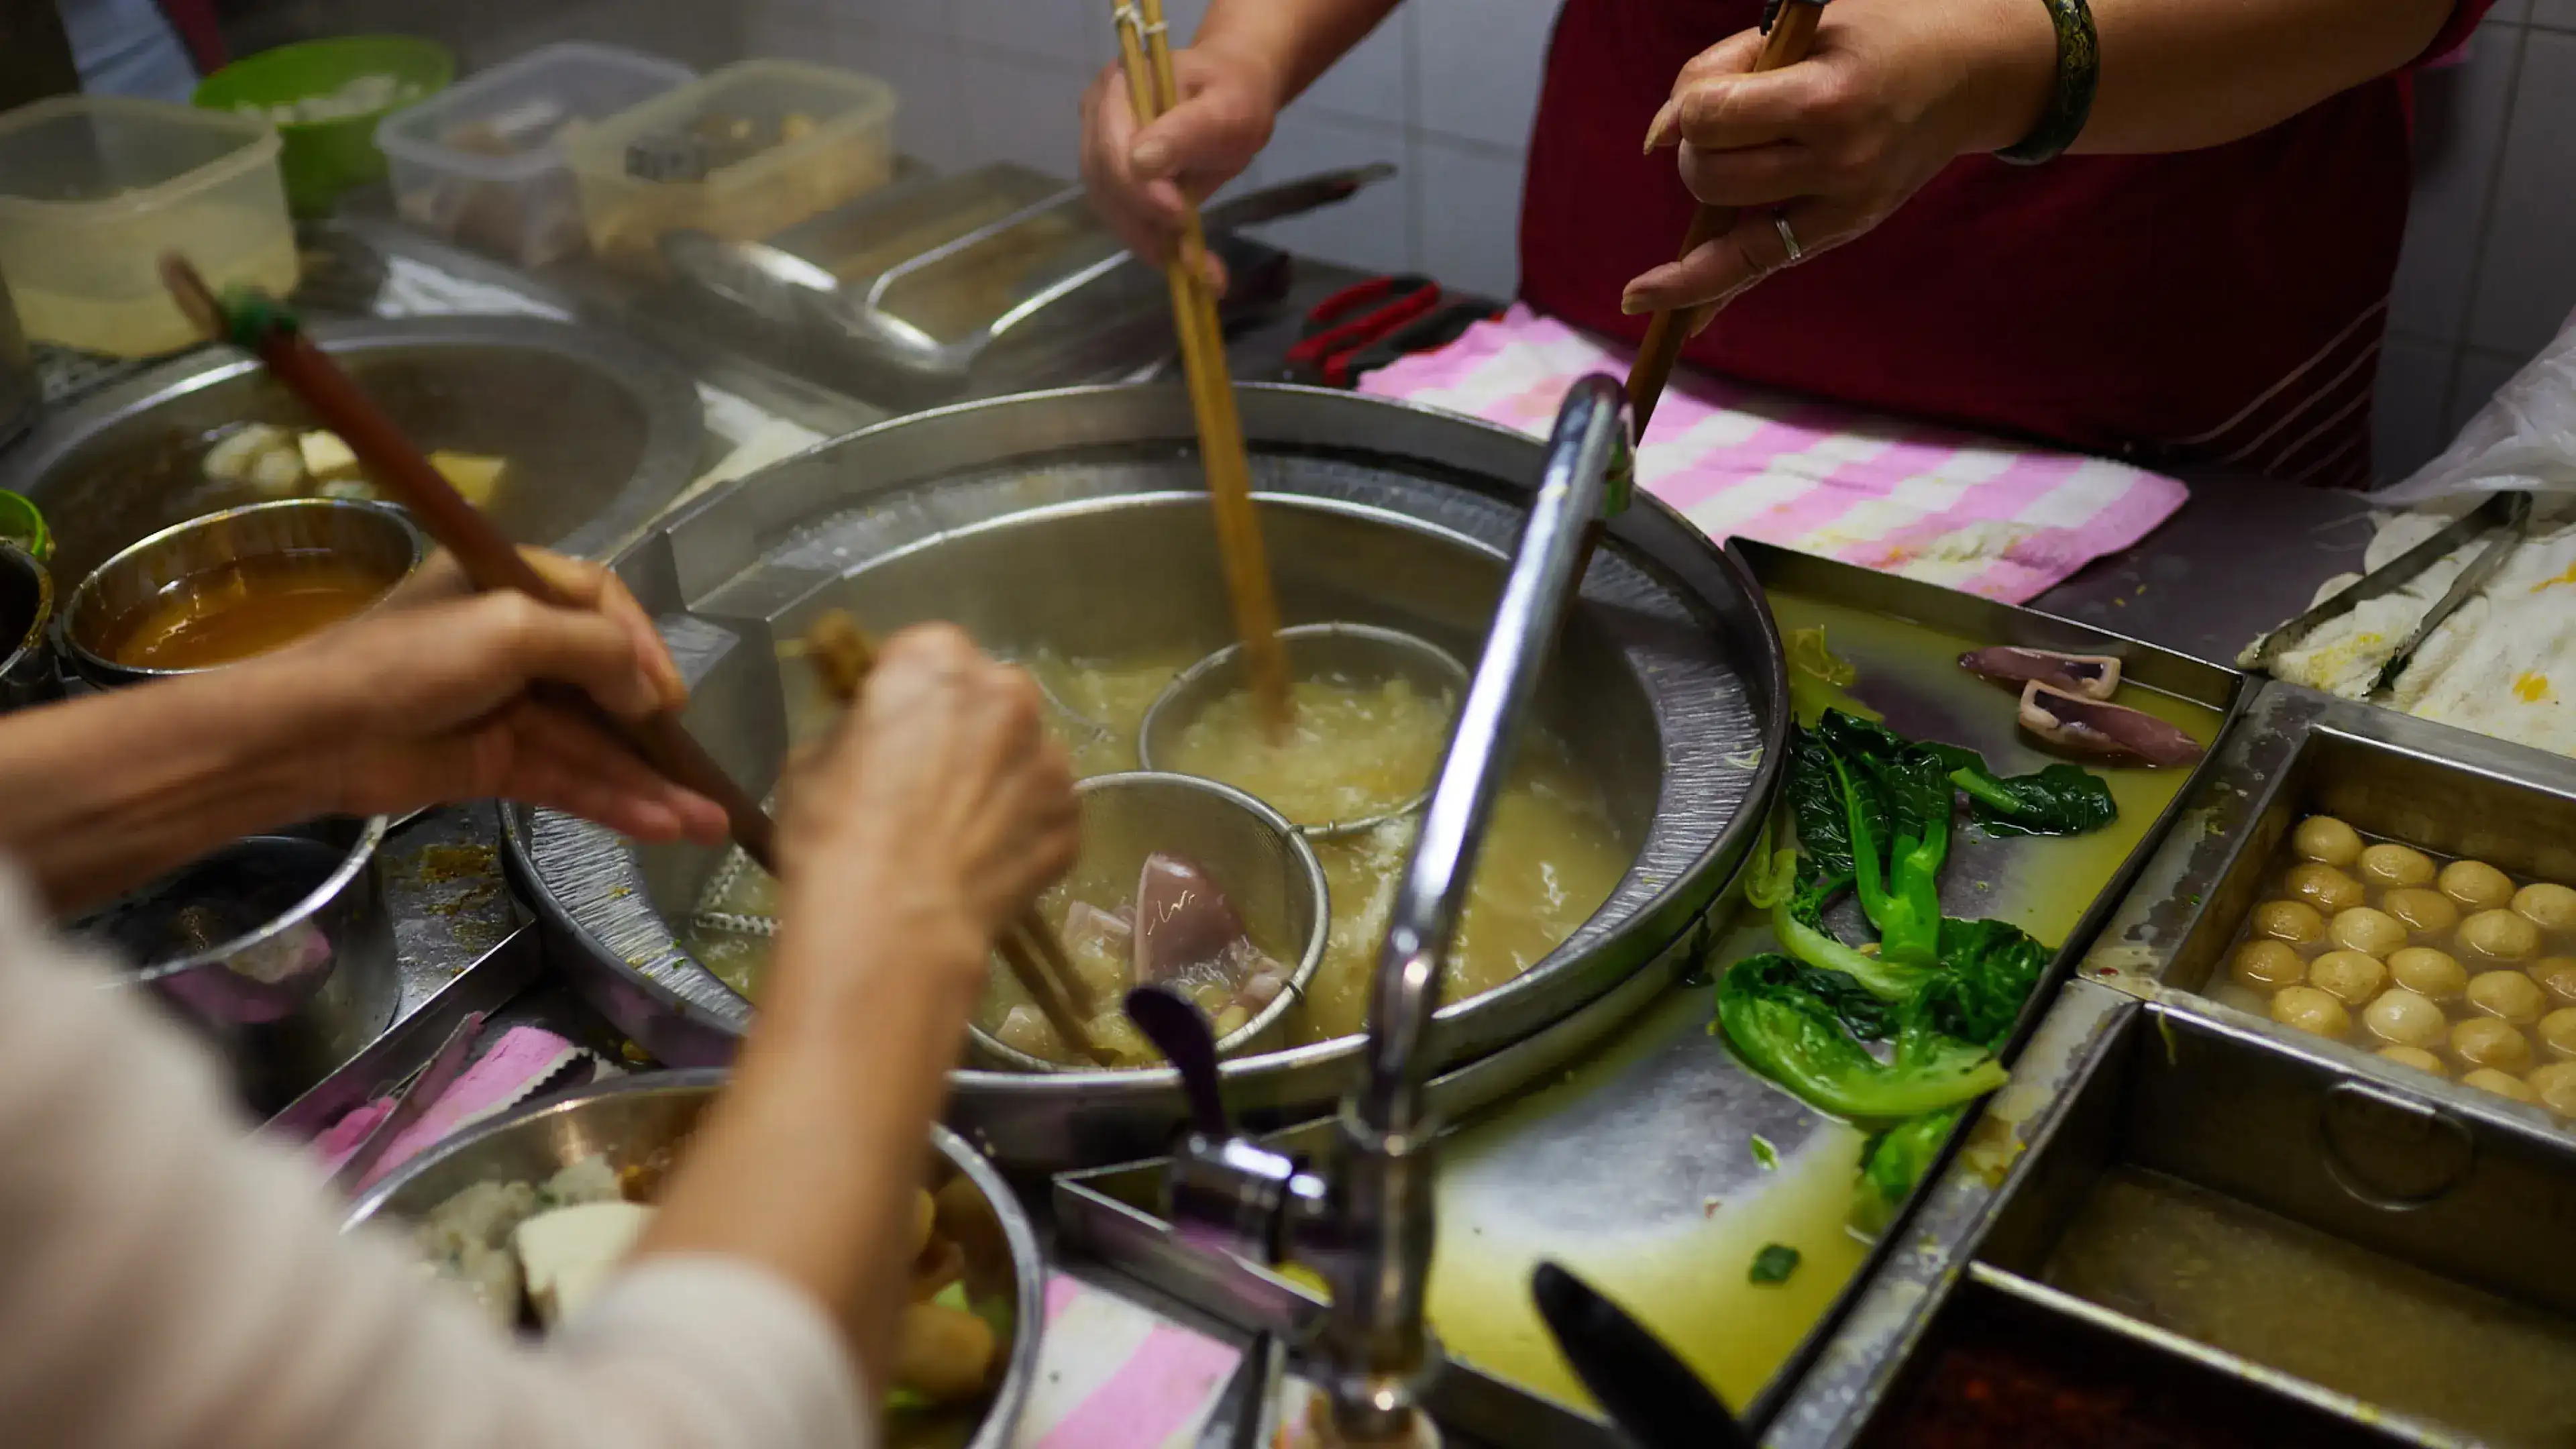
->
[1621, 0, 2455, 316]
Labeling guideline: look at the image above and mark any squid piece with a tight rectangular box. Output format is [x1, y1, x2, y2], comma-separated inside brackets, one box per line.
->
[1134, 853, 1252, 985]
[1960, 646, 2124, 700]
[2018, 681, 2204, 768]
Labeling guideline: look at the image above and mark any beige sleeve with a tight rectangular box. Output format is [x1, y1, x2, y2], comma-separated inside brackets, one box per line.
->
[0, 866, 873, 1449]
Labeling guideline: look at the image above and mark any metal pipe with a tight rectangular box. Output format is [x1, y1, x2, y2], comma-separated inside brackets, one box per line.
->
[1323, 374, 1634, 1442]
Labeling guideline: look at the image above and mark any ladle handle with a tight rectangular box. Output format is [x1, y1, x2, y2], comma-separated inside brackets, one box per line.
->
[1127, 984, 1229, 1136]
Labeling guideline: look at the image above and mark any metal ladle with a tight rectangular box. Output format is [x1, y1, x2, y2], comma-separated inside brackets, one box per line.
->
[1138, 622, 1470, 841]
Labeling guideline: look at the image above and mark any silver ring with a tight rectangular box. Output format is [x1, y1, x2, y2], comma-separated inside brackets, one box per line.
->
[1772, 211, 1804, 265]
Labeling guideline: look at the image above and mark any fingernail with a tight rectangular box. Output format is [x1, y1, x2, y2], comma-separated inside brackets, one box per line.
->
[1620, 292, 1650, 315]
[1642, 97, 1680, 154]
[1132, 140, 1169, 175]
[1689, 305, 1717, 338]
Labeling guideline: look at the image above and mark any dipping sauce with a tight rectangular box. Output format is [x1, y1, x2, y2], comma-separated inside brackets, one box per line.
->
[101, 554, 396, 671]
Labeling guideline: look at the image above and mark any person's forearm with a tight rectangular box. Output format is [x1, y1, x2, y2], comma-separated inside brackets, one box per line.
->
[641, 895, 986, 1395]
[1195, 0, 1405, 109]
[2068, 0, 2457, 153]
[0, 672, 329, 914]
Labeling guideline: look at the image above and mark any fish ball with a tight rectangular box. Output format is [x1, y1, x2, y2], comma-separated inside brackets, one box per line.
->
[2328, 907, 2408, 958]
[2390, 947, 2468, 1000]
[2463, 1068, 2538, 1104]
[2359, 843, 2436, 890]
[2542, 1007, 2576, 1059]
[2514, 882, 2576, 932]
[2380, 888, 2460, 936]
[2461, 908, 2542, 962]
[2534, 958, 2576, 1008]
[2528, 1061, 2576, 1116]
[894, 1301, 998, 1402]
[2452, 1017, 2534, 1073]
[2283, 863, 2367, 916]
[2363, 988, 2445, 1048]
[2440, 860, 2517, 911]
[2251, 900, 2327, 947]
[2377, 1045, 2448, 1079]
[2467, 969, 2546, 1024]
[2310, 950, 2387, 1006]
[2231, 940, 2308, 991]
[2271, 985, 2351, 1038]
[2292, 816, 2363, 867]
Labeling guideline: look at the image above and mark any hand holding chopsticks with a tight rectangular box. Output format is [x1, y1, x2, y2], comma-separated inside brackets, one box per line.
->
[795, 610, 1110, 1067]
[1110, 0, 1294, 733]
[158, 256, 784, 871]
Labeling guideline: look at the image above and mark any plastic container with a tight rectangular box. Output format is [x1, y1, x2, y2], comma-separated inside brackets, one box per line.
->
[377, 42, 694, 268]
[194, 36, 455, 217]
[0, 96, 296, 358]
[563, 58, 897, 274]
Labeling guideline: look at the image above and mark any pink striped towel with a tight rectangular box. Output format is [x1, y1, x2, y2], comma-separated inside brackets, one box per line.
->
[309, 1026, 602, 1192]
[1012, 1274, 1243, 1448]
[1359, 306, 2188, 604]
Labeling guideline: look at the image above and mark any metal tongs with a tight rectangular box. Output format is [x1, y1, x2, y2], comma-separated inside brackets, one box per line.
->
[2245, 489, 2533, 701]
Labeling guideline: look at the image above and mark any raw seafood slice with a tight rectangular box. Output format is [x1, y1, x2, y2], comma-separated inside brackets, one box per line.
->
[1959, 646, 2123, 700]
[2018, 681, 2204, 767]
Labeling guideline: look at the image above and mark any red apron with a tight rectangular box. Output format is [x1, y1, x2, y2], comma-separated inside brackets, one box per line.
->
[1518, 0, 2491, 486]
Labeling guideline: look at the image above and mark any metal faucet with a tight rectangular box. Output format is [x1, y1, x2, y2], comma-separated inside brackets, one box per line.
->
[1140, 374, 1635, 1446]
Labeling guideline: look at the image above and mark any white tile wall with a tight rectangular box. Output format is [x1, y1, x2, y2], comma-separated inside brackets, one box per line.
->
[722, 0, 2573, 486]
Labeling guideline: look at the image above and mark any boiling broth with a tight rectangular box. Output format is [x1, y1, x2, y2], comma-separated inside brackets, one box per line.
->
[103, 553, 396, 671]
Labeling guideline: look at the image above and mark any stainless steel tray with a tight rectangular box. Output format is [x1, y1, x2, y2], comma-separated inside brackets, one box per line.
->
[1057, 539, 2257, 1446]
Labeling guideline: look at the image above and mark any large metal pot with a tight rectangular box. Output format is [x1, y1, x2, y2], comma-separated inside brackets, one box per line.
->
[77, 814, 396, 1114]
[0, 315, 706, 593]
[506, 384, 1788, 1169]
[345, 1070, 1045, 1449]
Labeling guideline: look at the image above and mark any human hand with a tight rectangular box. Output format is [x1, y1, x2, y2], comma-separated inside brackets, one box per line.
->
[1620, 0, 2054, 318]
[774, 625, 1078, 987]
[249, 548, 729, 843]
[1080, 41, 1282, 294]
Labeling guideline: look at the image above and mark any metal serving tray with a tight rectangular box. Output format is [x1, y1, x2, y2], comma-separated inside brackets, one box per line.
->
[1780, 682, 2576, 1448]
[1057, 540, 2257, 1448]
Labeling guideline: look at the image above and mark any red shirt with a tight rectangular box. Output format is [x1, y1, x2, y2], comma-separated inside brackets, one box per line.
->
[1519, 0, 2491, 487]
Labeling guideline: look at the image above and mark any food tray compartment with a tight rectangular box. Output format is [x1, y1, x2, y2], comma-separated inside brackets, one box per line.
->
[1968, 998, 2576, 1447]
[563, 58, 897, 273]
[2080, 682, 2576, 1127]
[0, 95, 293, 358]
[378, 42, 694, 268]
[1854, 1265, 2406, 1447]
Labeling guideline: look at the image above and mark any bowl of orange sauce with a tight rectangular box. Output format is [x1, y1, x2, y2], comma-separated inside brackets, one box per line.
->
[62, 498, 423, 688]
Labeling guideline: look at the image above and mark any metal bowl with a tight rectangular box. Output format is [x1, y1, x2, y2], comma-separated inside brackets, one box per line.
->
[968, 771, 1331, 1071]
[344, 1069, 1044, 1449]
[76, 814, 397, 1115]
[59, 497, 425, 688]
[507, 383, 1786, 1169]
[1138, 621, 1470, 840]
[0, 315, 707, 592]
[0, 537, 54, 710]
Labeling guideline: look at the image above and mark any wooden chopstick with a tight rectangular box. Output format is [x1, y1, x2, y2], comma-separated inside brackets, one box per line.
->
[159, 255, 783, 871]
[1113, 0, 1294, 733]
[798, 611, 1113, 1066]
[1622, 1, 1825, 441]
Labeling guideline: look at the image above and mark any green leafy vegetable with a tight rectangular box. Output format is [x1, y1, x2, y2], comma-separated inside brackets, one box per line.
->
[1941, 753, 2118, 838]
[1750, 1133, 1780, 1171]
[1850, 1108, 1963, 1236]
[1715, 955, 2008, 1122]
[1743, 816, 1799, 910]
[1913, 918, 2052, 1051]
[1749, 1244, 1803, 1285]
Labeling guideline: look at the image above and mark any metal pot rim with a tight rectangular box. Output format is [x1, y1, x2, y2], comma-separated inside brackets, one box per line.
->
[965, 769, 1333, 1073]
[340, 1067, 1047, 1449]
[59, 497, 425, 684]
[125, 814, 392, 985]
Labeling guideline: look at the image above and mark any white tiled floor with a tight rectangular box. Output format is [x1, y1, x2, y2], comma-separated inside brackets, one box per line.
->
[2389, 21, 2524, 344]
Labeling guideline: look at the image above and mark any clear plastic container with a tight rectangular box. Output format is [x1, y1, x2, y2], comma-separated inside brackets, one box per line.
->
[562, 58, 898, 274]
[376, 42, 694, 268]
[0, 96, 294, 358]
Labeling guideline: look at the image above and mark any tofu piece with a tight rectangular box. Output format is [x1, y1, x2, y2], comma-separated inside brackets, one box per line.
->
[204, 423, 292, 484]
[247, 443, 309, 497]
[299, 429, 362, 482]
[511, 1199, 655, 1327]
[429, 451, 508, 508]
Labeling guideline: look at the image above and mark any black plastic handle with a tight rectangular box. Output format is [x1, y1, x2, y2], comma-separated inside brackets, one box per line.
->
[1532, 1261, 1752, 1449]
[1126, 985, 1229, 1136]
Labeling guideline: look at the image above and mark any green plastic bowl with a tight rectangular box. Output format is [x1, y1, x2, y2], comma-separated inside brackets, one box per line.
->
[195, 36, 454, 216]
